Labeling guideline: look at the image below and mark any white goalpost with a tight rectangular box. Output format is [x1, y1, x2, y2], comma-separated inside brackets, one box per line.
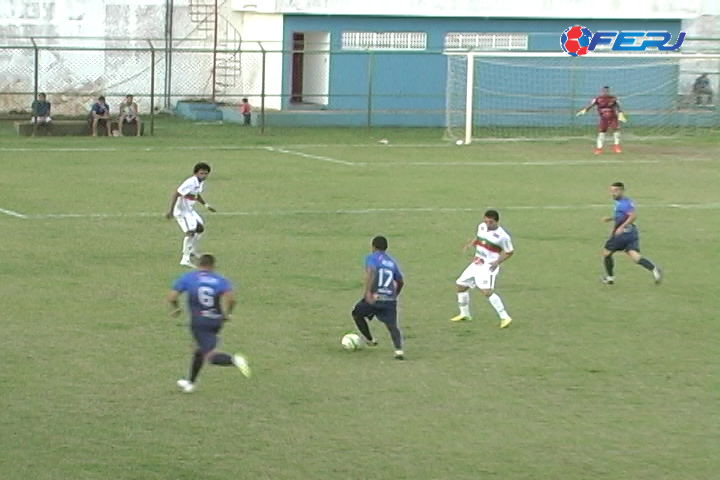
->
[444, 51, 720, 144]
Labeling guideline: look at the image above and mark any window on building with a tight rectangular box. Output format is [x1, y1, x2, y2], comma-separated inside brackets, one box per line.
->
[341, 31, 428, 51]
[444, 33, 529, 51]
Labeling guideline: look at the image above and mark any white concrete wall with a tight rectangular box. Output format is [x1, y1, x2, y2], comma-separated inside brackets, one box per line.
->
[225, 11, 284, 109]
[0, 0, 178, 114]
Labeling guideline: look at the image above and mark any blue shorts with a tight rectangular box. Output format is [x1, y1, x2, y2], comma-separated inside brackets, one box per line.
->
[190, 319, 222, 353]
[352, 299, 398, 326]
[604, 231, 640, 253]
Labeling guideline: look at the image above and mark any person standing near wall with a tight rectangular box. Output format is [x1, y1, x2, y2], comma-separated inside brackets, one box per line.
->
[240, 98, 252, 126]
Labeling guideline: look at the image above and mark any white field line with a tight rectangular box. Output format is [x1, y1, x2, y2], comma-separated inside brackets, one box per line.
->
[373, 157, 716, 166]
[0, 147, 121, 152]
[28, 203, 720, 220]
[0, 207, 29, 218]
[264, 147, 356, 166]
[1, 138, 717, 153]
[0, 145, 447, 153]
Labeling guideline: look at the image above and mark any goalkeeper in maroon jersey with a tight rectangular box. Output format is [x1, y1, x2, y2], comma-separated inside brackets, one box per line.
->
[577, 86, 627, 155]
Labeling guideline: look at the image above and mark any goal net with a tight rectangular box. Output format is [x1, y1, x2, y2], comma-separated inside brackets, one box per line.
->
[444, 52, 720, 144]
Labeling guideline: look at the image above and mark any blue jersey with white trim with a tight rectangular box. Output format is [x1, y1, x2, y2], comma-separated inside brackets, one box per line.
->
[365, 251, 403, 301]
[172, 270, 232, 320]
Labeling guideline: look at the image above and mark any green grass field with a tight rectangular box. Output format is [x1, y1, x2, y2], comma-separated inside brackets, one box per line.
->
[1, 119, 718, 480]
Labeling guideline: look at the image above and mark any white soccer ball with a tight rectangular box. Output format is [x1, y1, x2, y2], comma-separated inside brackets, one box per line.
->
[379, 138, 390, 145]
[456, 140, 464, 145]
[341, 333, 362, 351]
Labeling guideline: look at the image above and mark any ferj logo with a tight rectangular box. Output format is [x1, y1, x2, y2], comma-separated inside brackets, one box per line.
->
[560, 25, 686, 56]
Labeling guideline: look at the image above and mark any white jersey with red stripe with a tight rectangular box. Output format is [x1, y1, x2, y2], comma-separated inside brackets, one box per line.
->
[173, 175, 204, 216]
[472, 222, 513, 265]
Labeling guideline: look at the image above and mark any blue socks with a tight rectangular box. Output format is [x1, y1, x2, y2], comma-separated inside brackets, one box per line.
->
[638, 257, 655, 271]
[604, 256, 615, 276]
[190, 351, 204, 382]
[209, 353, 234, 366]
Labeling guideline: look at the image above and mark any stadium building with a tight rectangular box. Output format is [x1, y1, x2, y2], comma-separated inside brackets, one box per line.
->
[0, 0, 718, 130]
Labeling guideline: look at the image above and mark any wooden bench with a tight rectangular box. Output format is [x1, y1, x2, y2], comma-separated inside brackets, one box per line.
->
[14, 119, 145, 137]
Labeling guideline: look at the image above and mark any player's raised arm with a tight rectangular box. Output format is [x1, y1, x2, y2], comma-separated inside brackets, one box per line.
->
[166, 190, 180, 219]
[576, 97, 597, 116]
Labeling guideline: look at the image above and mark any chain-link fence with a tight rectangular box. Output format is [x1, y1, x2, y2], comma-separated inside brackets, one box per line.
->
[1, 37, 718, 132]
[0, 38, 271, 134]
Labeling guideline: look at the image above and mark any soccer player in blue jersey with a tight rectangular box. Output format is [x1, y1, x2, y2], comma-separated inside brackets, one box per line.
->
[351, 236, 406, 360]
[167, 254, 250, 393]
[601, 182, 663, 285]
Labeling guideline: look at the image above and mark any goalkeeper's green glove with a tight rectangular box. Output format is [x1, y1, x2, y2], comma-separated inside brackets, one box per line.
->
[618, 112, 627, 123]
[576, 109, 587, 116]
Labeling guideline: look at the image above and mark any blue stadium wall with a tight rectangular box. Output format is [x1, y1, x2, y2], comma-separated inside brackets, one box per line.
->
[278, 16, 683, 127]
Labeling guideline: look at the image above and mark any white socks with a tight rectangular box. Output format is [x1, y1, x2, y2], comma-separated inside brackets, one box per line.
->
[457, 291, 470, 317]
[457, 291, 510, 320]
[191, 233, 202, 255]
[613, 131, 621, 145]
[488, 293, 510, 320]
[182, 236, 193, 259]
[596, 132, 606, 149]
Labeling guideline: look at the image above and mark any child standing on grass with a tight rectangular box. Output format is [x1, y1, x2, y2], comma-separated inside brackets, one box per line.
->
[240, 98, 251, 126]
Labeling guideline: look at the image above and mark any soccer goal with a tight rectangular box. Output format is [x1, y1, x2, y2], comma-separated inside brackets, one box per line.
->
[444, 51, 720, 144]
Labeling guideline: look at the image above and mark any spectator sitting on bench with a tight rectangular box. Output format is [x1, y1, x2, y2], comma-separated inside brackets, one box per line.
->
[118, 94, 142, 136]
[31, 92, 52, 136]
[693, 73, 713, 106]
[90, 95, 111, 137]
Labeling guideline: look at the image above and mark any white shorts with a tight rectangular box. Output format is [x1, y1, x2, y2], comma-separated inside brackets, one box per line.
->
[175, 211, 203, 233]
[456, 262, 497, 290]
[31, 116, 52, 124]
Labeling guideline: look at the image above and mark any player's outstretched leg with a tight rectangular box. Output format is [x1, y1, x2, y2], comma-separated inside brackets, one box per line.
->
[627, 250, 663, 284]
[450, 285, 472, 322]
[208, 351, 251, 377]
[481, 289, 512, 328]
[231, 354, 252, 377]
[351, 300, 377, 346]
[602, 249, 615, 284]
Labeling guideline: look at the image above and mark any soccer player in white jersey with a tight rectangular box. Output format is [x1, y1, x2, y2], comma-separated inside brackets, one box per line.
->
[450, 209, 514, 328]
[166, 162, 216, 267]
